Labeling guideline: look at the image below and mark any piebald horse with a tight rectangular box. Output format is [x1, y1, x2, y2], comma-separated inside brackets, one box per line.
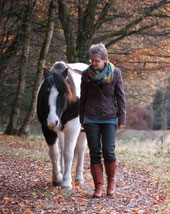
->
[37, 61, 88, 190]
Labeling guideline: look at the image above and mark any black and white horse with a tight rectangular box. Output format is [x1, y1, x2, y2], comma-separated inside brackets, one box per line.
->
[37, 61, 88, 190]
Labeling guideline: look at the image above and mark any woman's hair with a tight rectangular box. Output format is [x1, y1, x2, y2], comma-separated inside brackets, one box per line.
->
[89, 43, 108, 59]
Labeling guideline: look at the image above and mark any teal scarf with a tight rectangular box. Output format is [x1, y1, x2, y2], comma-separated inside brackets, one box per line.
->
[88, 62, 115, 84]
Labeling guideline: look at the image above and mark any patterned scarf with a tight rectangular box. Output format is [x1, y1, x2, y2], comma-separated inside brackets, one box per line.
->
[88, 62, 115, 84]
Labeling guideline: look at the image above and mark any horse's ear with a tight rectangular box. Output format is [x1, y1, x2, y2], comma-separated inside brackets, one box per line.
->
[62, 68, 68, 78]
[43, 68, 51, 79]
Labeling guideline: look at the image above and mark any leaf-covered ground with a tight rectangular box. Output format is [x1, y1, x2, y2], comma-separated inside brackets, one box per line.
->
[0, 134, 169, 214]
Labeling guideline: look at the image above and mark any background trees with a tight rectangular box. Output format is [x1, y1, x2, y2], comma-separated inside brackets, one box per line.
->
[152, 77, 170, 130]
[0, 0, 170, 136]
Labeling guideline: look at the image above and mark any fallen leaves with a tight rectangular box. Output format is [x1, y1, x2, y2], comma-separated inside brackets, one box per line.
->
[0, 135, 169, 213]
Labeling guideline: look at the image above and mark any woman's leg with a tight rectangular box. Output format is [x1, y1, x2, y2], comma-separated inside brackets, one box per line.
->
[84, 123, 104, 197]
[101, 123, 117, 196]
[84, 123, 102, 165]
[101, 123, 117, 163]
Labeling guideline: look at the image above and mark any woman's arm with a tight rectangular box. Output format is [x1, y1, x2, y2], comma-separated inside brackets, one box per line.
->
[79, 72, 87, 124]
[115, 68, 126, 125]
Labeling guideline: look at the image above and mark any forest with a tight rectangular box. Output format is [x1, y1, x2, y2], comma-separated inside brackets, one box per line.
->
[0, 0, 170, 137]
[0, 1, 170, 213]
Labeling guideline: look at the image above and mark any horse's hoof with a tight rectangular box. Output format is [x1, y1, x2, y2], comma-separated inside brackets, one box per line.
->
[61, 182, 72, 191]
[62, 186, 72, 191]
[75, 178, 84, 184]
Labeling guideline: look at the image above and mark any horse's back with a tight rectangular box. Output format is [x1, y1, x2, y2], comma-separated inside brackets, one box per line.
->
[67, 63, 88, 71]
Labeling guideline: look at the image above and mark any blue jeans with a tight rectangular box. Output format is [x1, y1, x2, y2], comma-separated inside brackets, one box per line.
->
[84, 123, 117, 165]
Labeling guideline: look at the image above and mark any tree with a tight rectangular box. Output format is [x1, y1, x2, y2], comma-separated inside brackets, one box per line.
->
[152, 78, 170, 130]
[19, 0, 57, 137]
[1, 0, 170, 135]
[126, 106, 153, 130]
[57, 0, 170, 65]
[5, 1, 36, 135]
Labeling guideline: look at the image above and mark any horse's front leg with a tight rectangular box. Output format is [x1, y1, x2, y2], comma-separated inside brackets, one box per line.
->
[58, 132, 65, 175]
[62, 118, 81, 190]
[49, 139, 63, 186]
[74, 131, 87, 184]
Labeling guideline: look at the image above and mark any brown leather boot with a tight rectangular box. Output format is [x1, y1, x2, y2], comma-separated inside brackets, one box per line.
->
[104, 162, 116, 196]
[91, 163, 104, 198]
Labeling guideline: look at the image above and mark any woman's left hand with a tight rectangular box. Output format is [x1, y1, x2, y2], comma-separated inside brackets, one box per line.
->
[118, 124, 125, 129]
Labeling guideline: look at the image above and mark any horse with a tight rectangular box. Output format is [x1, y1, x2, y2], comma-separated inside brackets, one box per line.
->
[37, 61, 88, 190]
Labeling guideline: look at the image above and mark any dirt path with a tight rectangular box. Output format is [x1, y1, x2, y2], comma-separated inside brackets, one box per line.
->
[0, 135, 168, 214]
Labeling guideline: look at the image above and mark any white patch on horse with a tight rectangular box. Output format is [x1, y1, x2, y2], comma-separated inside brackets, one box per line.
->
[68, 63, 88, 98]
[68, 62, 88, 71]
[69, 69, 82, 98]
[47, 86, 59, 130]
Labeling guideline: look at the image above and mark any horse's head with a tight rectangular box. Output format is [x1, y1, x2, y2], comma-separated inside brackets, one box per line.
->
[43, 62, 77, 131]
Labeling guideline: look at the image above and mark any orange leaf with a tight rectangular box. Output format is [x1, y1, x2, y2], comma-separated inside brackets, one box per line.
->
[89, 182, 94, 187]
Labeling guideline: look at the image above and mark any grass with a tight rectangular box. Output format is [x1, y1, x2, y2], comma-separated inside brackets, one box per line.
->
[28, 129, 170, 186]
[0, 134, 49, 161]
[116, 129, 170, 185]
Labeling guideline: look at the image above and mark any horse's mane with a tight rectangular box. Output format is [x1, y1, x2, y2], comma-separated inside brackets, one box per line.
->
[46, 67, 77, 103]
[47, 72, 68, 94]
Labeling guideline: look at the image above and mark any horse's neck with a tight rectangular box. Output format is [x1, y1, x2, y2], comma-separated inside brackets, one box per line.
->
[69, 70, 81, 98]
[67, 63, 88, 98]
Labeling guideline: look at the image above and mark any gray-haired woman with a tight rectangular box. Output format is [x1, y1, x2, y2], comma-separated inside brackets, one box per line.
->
[79, 43, 126, 198]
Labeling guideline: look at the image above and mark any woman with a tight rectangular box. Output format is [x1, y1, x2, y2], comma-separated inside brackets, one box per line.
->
[79, 43, 126, 198]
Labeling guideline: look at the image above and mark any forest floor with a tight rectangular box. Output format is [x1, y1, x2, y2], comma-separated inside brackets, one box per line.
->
[0, 134, 169, 214]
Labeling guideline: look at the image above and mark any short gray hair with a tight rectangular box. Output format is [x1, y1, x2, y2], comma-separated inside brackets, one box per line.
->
[89, 43, 108, 59]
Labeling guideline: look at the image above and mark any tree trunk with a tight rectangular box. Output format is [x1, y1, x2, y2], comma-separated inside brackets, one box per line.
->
[57, 0, 79, 62]
[58, 0, 113, 63]
[77, 0, 98, 63]
[160, 88, 168, 130]
[19, 0, 57, 137]
[5, 3, 33, 135]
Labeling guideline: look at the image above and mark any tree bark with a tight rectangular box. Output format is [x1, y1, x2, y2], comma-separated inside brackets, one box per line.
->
[77, 0, 114, 62]
[77, 0, 98, 63]
[19, 0, 57, 137]
[160, 87, 168, 130]
[57, 0, 79, 62]
[5, 3, 33, 135]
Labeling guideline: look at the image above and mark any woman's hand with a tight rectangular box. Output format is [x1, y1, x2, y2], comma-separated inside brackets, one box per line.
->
[118, 124, 125, 129]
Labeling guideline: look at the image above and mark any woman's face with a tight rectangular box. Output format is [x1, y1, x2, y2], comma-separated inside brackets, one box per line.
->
[90, 55, 107, 71]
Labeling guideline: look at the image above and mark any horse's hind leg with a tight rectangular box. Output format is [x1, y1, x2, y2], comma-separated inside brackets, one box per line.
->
[42, 125, 63, 186]
[74, 131, 87, 184]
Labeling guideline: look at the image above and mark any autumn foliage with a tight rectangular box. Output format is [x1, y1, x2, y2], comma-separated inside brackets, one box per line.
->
[0, 0, 170, 135]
